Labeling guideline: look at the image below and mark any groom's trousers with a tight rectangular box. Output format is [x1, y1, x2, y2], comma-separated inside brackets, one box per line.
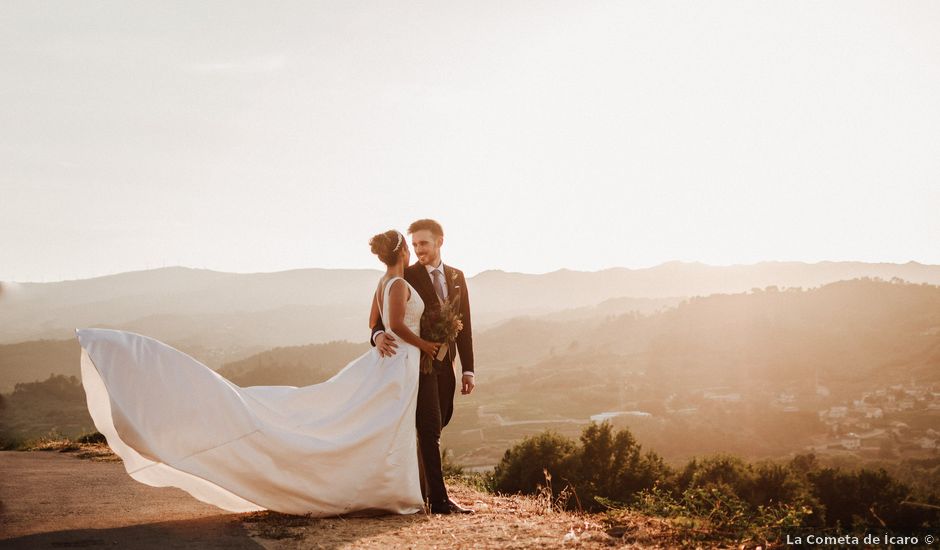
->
[415, 358, 456, 507]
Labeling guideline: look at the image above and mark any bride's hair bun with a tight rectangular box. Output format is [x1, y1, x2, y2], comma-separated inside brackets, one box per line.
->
[369, 230, 403, 266]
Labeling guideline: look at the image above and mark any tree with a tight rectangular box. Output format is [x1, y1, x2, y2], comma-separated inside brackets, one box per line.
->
[492, 430, 578, 495]
[493, 421, 672, 511]
[576, 421, 669, 508]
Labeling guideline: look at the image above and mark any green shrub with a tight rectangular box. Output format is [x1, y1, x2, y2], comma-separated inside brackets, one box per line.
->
[491, 426, 940, 544]
[623, 482, 813, 546]
[575, 421, 672, 510]
[806, 465, 933, 531]
[492, 421, 669, 512]
[441, 447, 464, 477]
[492, 429, 579, 495]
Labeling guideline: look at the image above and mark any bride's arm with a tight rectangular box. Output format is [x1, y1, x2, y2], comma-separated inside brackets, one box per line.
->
[388, 279, 440, 357]
[369, 291, 380, 331]
[369, 286, 395, 356]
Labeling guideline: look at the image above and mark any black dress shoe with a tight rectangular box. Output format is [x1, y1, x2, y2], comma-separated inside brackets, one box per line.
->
[428, 501, 453, 514]
[447, 498, 475, 514]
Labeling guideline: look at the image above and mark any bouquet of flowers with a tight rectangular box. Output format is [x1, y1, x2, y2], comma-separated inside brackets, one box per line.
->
[420, 274, 464, 374]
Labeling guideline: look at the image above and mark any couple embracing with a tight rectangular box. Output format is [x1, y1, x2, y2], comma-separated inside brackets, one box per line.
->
[367, 218, 476, 514]
[75, 218, 476, 516]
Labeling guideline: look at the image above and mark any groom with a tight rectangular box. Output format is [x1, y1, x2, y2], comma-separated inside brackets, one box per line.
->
[370, 219, 476, 515]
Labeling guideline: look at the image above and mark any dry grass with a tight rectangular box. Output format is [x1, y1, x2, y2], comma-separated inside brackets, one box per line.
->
[20, 434, 121, 462]
[236, 479, 686, 549]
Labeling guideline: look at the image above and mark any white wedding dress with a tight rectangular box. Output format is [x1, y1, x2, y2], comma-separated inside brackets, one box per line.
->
[77, 276, 425, 516]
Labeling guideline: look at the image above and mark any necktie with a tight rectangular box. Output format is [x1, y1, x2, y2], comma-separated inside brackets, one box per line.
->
[432, 269, 446, 303]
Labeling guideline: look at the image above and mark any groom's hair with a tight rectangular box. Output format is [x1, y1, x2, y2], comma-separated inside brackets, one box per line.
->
[408, 219, 443, 238]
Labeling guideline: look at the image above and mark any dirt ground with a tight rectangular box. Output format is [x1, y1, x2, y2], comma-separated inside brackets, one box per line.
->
[0, 449, 673, 549]
[0, 450, 262, 548]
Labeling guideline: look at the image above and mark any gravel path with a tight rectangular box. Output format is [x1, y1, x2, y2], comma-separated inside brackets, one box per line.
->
[0, 450, 263, 549]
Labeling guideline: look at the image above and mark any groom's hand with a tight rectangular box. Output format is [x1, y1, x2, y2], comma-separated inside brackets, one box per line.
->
[461, 374, 475, 395]
[376, 333, 398, 357]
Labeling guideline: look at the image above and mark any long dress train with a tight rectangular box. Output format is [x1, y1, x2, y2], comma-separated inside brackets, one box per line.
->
[76, 276, 425, 516]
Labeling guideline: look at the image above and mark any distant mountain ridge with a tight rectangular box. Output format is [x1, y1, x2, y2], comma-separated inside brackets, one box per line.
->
[1, 261, 938, 351]
[471, 260, 939, 315]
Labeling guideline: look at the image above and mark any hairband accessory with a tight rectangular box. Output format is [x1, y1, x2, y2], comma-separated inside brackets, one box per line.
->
[392, 232, 403, 252]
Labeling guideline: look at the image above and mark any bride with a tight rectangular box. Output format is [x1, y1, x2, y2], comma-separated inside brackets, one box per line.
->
[76, 229, 442, 516]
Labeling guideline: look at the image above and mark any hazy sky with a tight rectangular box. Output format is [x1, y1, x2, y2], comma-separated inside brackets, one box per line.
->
[2, 1, 938, 282]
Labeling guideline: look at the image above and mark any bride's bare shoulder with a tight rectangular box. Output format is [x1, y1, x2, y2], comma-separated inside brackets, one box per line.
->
[388, 277, 412, 301]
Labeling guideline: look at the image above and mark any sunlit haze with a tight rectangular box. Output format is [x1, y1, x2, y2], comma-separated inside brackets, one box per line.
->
[2, 1, 938, 282]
